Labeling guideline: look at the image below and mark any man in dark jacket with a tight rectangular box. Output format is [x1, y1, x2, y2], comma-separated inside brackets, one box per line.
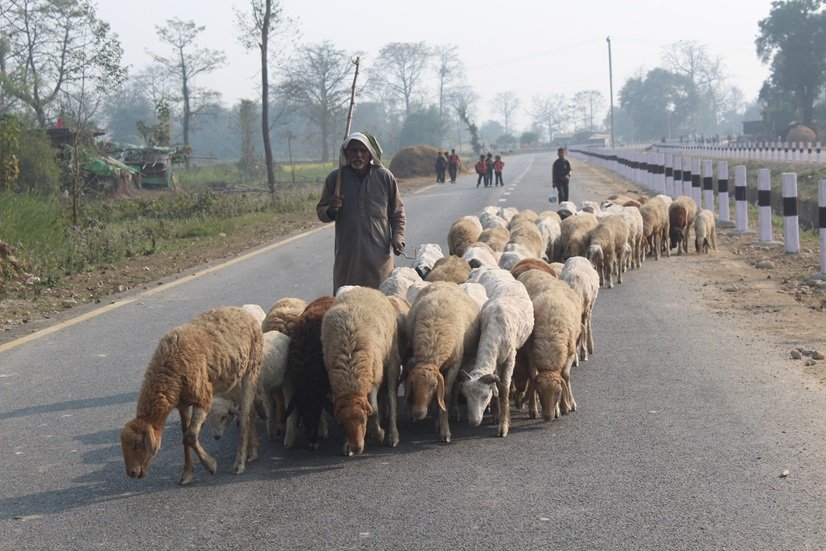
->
[316, 132, 406, 293]
[552, 147, 573, 202]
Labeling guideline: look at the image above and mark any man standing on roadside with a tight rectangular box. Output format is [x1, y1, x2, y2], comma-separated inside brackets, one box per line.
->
[447, 148, 460, 183]
[552, 147, 573, 202]
[316, 131, 406, 293]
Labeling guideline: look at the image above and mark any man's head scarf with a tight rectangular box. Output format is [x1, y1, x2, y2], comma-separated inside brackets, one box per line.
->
[341, 131, 383, 168]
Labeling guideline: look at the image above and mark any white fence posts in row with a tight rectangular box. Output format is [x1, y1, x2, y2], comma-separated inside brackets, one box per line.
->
[782, 173, 800, 254]
[820, 180, 826, 275]
[718, 161, 730, 223]
[735, 165, 748, 232]
[758, 168, 773, 243]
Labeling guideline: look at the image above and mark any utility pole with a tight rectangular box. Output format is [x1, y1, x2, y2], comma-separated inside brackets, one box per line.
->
[607, 36, 615, 148]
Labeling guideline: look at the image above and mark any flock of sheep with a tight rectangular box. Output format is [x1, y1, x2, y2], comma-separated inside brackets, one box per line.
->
[120, 192, 716, 485]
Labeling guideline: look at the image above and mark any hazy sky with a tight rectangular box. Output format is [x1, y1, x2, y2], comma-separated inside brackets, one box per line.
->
[97, 0, 775, 131]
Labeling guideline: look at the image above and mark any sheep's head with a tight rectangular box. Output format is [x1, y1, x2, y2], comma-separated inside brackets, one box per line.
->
[586, 243, 603, 266]
[207, 397, 239, 440]
[335, 395, 372, 456]
[669, 226, 683, 249]
[532, 372, 564, 422]
[404, 365, 446, 421]
[120, 418, 162, 479]
[285, 390, 330, 449]
[459, 371, 499, 427]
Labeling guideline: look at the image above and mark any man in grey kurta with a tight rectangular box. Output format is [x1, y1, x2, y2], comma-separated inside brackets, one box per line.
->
[316, 132, 406, 293]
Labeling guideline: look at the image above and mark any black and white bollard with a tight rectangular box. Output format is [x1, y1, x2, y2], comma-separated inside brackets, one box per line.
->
[691, 158, 702, 207]
[820, 180, 826, 274]
[702, 159, 714, 213]
[673, 156, 683, 198]
[782, 173, 800, 253]
[735, 165, 748, 232]
[665, 154, 674, 197]
[718, 160, 730, 223]
[758, 168, 773, 243]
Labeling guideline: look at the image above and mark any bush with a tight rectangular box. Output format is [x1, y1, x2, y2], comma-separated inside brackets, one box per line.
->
[17, 129, 62, 196]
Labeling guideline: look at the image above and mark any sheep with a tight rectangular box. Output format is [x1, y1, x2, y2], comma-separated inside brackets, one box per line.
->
[694, 209, 717, 253]
[411, 243, 444, 279]
[586, 214, 628, 289]
[241, 304, 266, 325]
[425, 255, 472, 284]
[579, 200, 602, 215]
[458, 281, 489, 308]
[406, 280, 433, 305]
[478, 211, 509, 230]
[538, 210, 563, 225]
[448, 217, 483, 257]
[549, 261, 565, 274]
[459, 270, 534, 437]
[669, 195, 698, 255]
[619, 206, 645, 270]
[262, 297, 307, 336]
[462, 241, 500, 269]
[507, 218, 544, 258]
[536, 216, 562, 262]
[601, 194, 638, 208]
[478, 226, 511, 252]
[508, 209, 539, 227]
[405, 282, 481, 442]
[514, 268, 558, 301]
[208, 329, 290, 441]
[559, 212, 598, 261]
[379, 267, 424, 300]
[557, 201, 578, 219]
[498, 249, 530, 271]
[283, 296, 335, 450]
[639, 198, 669, 260]
[559, 256, 600, 362]
[120, 307, 263, 485]
[511, 258, 557, 280]
[518, 278, 582, 421]
[322, 287, 404, 455]
[497, 206, 519, 222]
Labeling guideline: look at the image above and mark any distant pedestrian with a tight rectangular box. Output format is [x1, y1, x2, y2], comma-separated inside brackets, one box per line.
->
[435, 151, 447, 183]
[552, 147, 573, 202]
[448, 149, 460, 183]
[485, 153, 494, 187]
[493, 155, 505, 186]
[475, 155, 487, 188]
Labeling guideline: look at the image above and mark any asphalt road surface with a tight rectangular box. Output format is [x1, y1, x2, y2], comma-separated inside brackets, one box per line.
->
[2, 153, 825, 550]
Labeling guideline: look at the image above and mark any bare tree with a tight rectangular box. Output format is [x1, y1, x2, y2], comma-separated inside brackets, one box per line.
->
[152, 18, 226, 168]
[491, 91, 521, 135]
[370, 42, 432, 117]
[527, 93, 567, 143]
[235, 0, 293, 194]
[434, 45, 464, 119]
[451, 87, 480, 153]
[278, 42, 357, 163]
[572, 90, 605, 131]
[661, 40, 727, 133]
[0, 0, 125, 128]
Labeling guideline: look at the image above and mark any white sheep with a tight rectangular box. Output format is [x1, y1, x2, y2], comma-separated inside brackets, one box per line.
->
[619, 206, 645, 270]
[559, 256, 600, 362]
[459, 270, 534, 437]
[559, 212, 598, 261]
[694, 209, 717, 253]
[586, 214, 628, 289]
[425, 255, 472, 284]
[208, 329, 290, 441]
[506, 218, 544, 259]
[379, 266, 424, 300]
[462, 241, 500, 269]
[262, 297, 307, 336]
[536, 216, 562, 262]
[120, 307, 263, 485]
[411, 243, 444, 279]
[241, 304, 266, 325]
[405, 282, 481, 442]
[478, 226, 511, 252]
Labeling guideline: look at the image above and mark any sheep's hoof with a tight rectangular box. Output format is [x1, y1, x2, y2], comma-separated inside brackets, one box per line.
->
[529, 409, 537, 420]
[386, 431, 399, 448]
[179, 471, 194, 486]
[497, 425, 509, 437]
[202, 456, 218, 475]
[232, 461, 246, 475]
[438, 431, 451, 443]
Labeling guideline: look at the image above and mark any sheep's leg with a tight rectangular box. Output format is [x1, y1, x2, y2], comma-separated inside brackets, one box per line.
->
[272, 388, 286, 437]
[181, 406, 217, 485]
[261, 388, 278, 440]
[178, 406, 196, 486]
[282, 380, 300, 449]
[232, 378, 256, 475]
[438, 367, 460, 443]
[245, 408, 259, 463]
[367, 387, 385, 445]
[384, 355, 401, 447]
[497, 357, 515, 437]
[560, 356, 577, 414]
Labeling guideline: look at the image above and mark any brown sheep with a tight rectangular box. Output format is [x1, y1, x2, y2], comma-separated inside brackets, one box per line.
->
[425, 255, 471, 284]
[559, 213, 598, 260]
[511, 258, 557, 280]
[694, 209, 717, 253]
[639, 198, 668, 260]
[669, 195, 698, 255]
[447, 217, 482, 257]
[478, 226, 511, 252]
[120, 307, 263, 485]
[262, 297, 307, 336]
[586, 214, 629, 289]
[322, 287, 404, 455]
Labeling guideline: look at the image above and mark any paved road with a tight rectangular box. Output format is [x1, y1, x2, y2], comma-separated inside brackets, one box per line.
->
[2, 154, 825, 550]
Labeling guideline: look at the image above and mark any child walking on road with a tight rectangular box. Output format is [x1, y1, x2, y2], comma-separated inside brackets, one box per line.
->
[493, 155, 505, 186]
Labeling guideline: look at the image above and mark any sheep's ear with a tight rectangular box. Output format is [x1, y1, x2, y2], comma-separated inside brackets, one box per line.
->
[479, 374, 500, 385]
[491, 383, 499, 398]
[459, 370, 472, 382]
[144, 426, 161, 455]
[436, 373, 447, 412]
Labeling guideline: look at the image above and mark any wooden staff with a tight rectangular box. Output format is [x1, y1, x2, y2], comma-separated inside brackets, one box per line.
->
[335, 56, 360, 197]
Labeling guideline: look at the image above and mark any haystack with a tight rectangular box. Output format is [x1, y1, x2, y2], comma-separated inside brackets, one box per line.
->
[389, 145, 441, 178]
[786, 124, 816, 144]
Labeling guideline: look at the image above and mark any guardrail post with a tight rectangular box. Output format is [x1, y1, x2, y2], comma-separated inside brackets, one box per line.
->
[702, 159, 714, 212]
[683, 156, 693, 197]
[735, 165, 748, 232]
[820, 180, 826, 274]
[665, 153, 674, 197]
[782, 173, 800, 253]
[691, 158, 702, 207]
[718, 160, 730, 222]
[673, 156, 682, 198]
[758, 168, 773, 243]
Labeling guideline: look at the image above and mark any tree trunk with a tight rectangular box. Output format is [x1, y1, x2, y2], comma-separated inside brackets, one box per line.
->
[261, 0, 276, 196]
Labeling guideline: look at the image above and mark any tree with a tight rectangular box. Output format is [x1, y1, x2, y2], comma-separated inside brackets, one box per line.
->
[434, 45, 464, 121]
[399, 106, 444, 148]
[661, 40, 727, 133]
[756, 0, 826, 127]
[491, 91, 520, 135]
[371, 42, 432, 117]
[0, 0, 125, 128]
[571, 90, 605, 131]
[235, 0, 293, 194]
[278, 42, 357, 163]
[527, 93, 567, 143]
[236, 99, 259, 180]
[449, 87, 479, 152]
[619, 68, 693, 141]
[152, 18, 227, 168]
